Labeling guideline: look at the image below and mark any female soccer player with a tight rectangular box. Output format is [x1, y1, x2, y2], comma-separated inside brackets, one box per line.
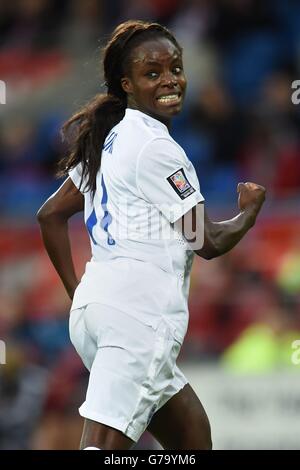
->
[37, 20, 266, 450]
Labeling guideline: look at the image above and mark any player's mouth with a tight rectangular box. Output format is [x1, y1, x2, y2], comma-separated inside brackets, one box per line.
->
[156, 92, 182, 106]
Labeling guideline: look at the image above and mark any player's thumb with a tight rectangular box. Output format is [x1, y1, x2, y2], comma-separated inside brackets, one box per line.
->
[237, 182, 246, 193]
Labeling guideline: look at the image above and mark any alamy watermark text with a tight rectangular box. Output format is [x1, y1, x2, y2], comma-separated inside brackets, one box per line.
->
[0, 80, 6, 104]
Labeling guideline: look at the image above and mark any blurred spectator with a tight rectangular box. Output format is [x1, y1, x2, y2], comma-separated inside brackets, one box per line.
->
[60, 0, 103, 55]
[113, 0, 181, 25]
[276, 237, 300, 294]
[221, 290, 300, 373]
[209, 0, 277, 47]
[0, 0, 68, 51]
[0, 344, 48, 449]
[170, 0, 213, 45]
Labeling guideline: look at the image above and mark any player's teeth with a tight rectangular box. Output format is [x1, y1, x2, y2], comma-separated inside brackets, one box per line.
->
[157, 94, 179, 103]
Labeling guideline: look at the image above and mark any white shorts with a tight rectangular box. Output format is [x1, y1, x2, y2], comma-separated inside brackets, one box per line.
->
[69, 303, 188, 442]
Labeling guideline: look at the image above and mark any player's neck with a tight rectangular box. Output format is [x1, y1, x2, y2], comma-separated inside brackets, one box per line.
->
[127, 104, 171, 130]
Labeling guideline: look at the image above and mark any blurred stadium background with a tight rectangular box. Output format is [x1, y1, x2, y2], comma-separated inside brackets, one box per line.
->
[0, 0, 300, 450]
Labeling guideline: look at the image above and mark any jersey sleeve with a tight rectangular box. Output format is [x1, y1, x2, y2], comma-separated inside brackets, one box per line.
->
[68, 164, 86, 194]
[136, 137, 204, 223]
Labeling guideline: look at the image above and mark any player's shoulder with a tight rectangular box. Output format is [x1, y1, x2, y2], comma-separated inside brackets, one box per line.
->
[138, 129, 187, 167]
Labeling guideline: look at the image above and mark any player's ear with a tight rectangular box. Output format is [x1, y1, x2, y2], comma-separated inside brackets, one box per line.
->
[121, 77, 133, 94]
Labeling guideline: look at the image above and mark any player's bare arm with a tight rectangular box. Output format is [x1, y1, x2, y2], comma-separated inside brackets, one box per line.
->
[37, 177, 84, 300]
[179, 182, 266, 259]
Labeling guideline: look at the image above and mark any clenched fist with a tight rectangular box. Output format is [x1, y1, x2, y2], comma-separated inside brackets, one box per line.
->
[237, 182, 266, 214]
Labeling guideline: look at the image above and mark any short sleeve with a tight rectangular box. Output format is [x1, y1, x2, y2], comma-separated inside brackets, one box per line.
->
[136, 137, 204, 223]
[68, 164, 86, 194]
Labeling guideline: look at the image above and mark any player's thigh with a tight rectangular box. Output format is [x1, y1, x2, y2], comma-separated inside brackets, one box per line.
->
[80, 419, 134, 450]
[147, 383, 212, 450]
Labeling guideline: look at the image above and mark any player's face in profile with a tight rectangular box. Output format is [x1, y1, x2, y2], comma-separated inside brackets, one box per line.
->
[122, 37, 187, 124]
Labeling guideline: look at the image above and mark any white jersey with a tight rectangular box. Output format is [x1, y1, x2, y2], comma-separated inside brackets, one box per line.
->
[69, 108, 204, 342]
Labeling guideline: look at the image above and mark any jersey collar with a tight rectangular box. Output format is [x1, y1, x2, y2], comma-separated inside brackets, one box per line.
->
[125, 108, 169, 133]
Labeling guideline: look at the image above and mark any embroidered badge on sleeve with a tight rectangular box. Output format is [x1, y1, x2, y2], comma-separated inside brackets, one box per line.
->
[167, 168, 196, 200]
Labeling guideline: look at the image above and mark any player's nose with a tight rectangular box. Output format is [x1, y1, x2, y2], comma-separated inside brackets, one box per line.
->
[161, 72, 177, 88]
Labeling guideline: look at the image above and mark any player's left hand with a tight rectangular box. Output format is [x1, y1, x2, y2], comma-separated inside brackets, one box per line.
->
[237, 181, 266, 214]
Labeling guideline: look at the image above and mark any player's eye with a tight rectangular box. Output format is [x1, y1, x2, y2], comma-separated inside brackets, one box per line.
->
[146, 71, 159, 79]
[173, 66, 183, 75]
